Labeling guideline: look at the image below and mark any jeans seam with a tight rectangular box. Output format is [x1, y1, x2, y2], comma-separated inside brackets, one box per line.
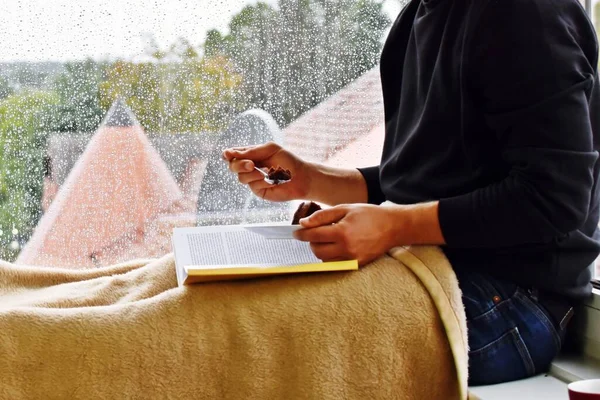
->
[463, 278, 519, 323]
[468, 297, 511, 323]
[514, 290, 562, 352]
[469, 327, 514, 355]
[512, 326, 536, 376]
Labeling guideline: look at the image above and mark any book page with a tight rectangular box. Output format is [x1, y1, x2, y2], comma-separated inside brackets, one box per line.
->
[172, 226, 236, 275]
[187, 232, 231, 265]
[223, 230, 320, 265]
[173, 226, 320, 268]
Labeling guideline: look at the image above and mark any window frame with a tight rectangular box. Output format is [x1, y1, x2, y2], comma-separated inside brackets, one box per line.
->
[584, 0, 600, 286]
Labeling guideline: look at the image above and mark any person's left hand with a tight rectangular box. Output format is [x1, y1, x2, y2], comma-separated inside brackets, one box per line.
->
[293, 204, 404, 266]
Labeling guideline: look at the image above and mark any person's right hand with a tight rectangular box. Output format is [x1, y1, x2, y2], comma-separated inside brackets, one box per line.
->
[222, 142, 313, 202]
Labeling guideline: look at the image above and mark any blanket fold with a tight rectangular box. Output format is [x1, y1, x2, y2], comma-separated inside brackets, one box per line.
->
[0, 246, 467, 400]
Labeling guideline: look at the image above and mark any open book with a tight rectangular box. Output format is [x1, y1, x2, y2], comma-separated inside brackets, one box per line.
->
[172, 225, 358, 286]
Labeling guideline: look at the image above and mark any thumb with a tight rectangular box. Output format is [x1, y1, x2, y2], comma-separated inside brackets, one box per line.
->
[222, 142, 280, 162]
[300, 207, 348, 228]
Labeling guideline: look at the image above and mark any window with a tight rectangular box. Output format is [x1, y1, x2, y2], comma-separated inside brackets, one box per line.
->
[0, 0, 392, 267]
[0, 0, 599, 292]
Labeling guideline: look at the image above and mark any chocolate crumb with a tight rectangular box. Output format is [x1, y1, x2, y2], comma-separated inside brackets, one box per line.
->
[267, 166, 292, 183]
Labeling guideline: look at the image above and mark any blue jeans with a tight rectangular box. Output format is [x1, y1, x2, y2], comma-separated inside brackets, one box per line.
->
[455, 268, 568, 386]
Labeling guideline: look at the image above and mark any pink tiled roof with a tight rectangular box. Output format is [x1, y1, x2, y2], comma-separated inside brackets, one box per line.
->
[284, 67, 384, 162]
[17, 100, 185, 268]
[324, 123, 385, 169]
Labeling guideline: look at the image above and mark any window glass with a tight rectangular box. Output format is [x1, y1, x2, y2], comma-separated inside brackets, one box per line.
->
[0, 0, 392, 267]
[4, 0, 598, 282]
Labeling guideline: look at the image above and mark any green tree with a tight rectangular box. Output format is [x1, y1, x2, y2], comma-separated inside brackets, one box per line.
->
[208, 3, 283, 121]
[169, 37, 199, 60]
[0, 90, 59, 261]
[99, 40, 241, 133]
[204, 29, 228, 58]
[0, 76, 13, 100]
[205, 0, 389, 126]
[99, 61, 163, 130]
[48, 59, 105, 133]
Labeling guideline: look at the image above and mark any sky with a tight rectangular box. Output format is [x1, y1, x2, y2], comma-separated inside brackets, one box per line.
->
[0, 0, 274, 62]
[0, 0, 403, 62]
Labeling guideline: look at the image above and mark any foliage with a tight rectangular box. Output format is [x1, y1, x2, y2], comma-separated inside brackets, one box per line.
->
[0, 2, 388, 261]
[0, 76, 13, 100]
[6, 63, 52, 89]
[47, 59, 105, 133]
[99, 41, 242, 133]
[205, 0, 389, 126]
[99, 61, 163, 130]
[0, 90, 59, 260]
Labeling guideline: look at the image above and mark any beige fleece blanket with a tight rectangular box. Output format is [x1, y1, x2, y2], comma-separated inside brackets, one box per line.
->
[0, 246, 468, 400]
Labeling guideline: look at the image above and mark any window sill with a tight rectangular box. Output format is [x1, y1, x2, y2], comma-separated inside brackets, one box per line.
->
[572, 288, 600, 360]
[468, 289, 600, 400]
[550, 353, 600, 383]
[468, 375, 570, 400]
[586, 288, 600, 310]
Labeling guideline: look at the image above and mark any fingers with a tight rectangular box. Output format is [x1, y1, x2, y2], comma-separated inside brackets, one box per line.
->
[228, 159, 255, 173]
[248, 178, 274, 192]
[309, 243, 349, 262]
[238, 169, 266, 184]
[294, 225, 338, 243]
[222, 142, 281, 162]
[299, 207, 348, 228]
[221, 146, 250, 160]
[221, 146, 250, 161]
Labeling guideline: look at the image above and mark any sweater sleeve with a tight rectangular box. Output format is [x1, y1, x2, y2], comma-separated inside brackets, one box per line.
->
[357, 166, 386, 205]
[438, 0, 600, 248]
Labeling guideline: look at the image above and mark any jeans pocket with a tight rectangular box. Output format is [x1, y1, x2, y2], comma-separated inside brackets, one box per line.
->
[469, 327, 535, 386]
[513, 290, 564, 371]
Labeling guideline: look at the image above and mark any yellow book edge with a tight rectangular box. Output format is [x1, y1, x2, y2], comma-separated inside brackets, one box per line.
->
[181, 260, 358, 285]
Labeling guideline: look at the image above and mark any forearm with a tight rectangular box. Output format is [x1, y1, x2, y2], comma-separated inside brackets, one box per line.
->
[305, 162, 369, 205]
[386, 202, 446, 247]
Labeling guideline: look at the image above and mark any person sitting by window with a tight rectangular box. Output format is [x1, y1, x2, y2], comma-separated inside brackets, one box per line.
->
[223, 0, 600, 386]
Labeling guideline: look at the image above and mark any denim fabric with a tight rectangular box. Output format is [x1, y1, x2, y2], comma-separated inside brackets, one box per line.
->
[454, 268, 566, 386]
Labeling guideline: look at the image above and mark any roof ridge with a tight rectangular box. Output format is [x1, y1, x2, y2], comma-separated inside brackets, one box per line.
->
[101, 98, 140, 127]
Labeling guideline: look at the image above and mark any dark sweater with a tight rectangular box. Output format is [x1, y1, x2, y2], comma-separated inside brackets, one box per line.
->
[359, 0, 600, 300]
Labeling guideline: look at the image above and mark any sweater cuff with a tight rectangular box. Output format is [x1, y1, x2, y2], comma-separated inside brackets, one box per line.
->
[357, 166, 385, 205]
[438, 194, 477, 247]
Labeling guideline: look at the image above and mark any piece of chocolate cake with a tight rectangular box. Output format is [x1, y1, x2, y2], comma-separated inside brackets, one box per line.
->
[267, 166, 292, 183]
[292, 201, 322, 224]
